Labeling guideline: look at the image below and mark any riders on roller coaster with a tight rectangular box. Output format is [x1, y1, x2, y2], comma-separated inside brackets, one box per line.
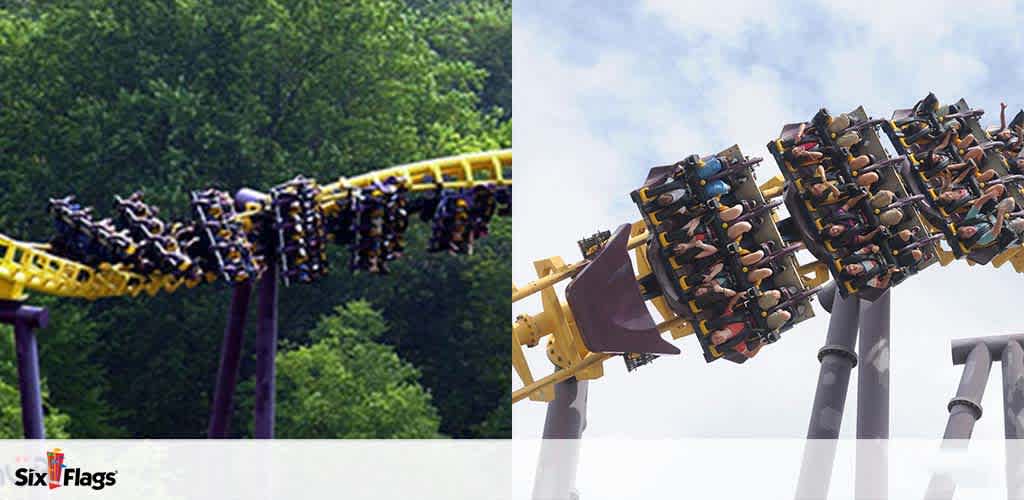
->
[429, 188, 479, 255]
[1, 150, 510, 304]
[114, 191, 198, 280]
[269, 176, 329, 285]
[774, 105, 939, 299]
[191, 188, 261, 283]
[48, 195, 137, 268]
[350, 177, 408, 274]
[632, 146, 812, 362]
[514, 98, 1024, 402]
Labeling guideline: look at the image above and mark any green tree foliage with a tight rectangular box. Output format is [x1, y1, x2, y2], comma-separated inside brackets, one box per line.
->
[256, 301, 440, 438]
[282, 216, 511, 437]
[0, 0, 510, 437]
[411, 0, 511, 118]
[0, 378, 70, 438]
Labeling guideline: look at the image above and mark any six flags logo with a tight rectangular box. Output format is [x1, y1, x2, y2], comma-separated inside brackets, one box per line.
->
[13, 449, 117, 490]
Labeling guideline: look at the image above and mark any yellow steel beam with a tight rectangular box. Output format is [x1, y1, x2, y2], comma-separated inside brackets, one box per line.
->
[512, 261, 585, 303]
[513, 352, 613, 404]
[759, 174, 786, 199]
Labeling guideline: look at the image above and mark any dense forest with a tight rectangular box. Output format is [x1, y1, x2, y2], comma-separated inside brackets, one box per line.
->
[0, 0, 511, 438]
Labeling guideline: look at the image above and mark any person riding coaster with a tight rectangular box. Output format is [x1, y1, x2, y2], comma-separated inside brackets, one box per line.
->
[896, 118, 943, 147]
[944, 120, 986, 163]
[691, 278, 739, 313]
[783, 123, 825, 165]
[802, 165, 880, 204]
[691, 155, 736, 198]
[707, 307, 792, 359]
[1010, 147, 1024, 175]
[987, 102, 1012, 141]
[827, 111, 888, 138]
[812, 109, 865, 148]
[840, 244, 896, 290]
[845, 150, 875, 170]
[870, 183, 924, 211]
[784, 124, 862, 166]
[690, 266, 751, 315]
[899, 102, 962, 150]
[694, 280, 784, 318]
[933, 161, 998, 191]
[935, 181, 998, 215]
[998, 124, 1024, 154]
[695, 259, 773, 296]
[913, 125, 983, 172]
[652, 189, 743, 222]
[819, 189, 900, 251]
[994, 112, 1024, 153]
[887, 226, 926, 264]
[956, 190, 1019, 250]
[669, 212, 754, 260]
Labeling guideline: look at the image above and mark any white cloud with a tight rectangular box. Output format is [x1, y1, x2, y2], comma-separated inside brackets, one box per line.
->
[641, 0, 791, 46]
[512, 26, 635, 283]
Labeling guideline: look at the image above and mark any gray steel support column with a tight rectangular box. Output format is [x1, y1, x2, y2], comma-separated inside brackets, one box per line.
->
[1003, 341, 1024, 438]
[807, 287, 861, 439]
[931, 342, 990, 496]
[1003, 341, 1024, 499]
[857, 290, 891, 500]
[945, 342, 991, 439]
[1, 303, 49, 439]
[533, 377, 588, 500]
[817, 281, 837, 313]
[541, 377, 588, 439]
[952, 334, 1024, 365]
[856, 290, 888, 497]
[924, 342, 994, 499]
[795, 288, 861, 499]
[253, 264, 279, 439]
[208, 281, 253, 438]
[857, 290, 891, 438]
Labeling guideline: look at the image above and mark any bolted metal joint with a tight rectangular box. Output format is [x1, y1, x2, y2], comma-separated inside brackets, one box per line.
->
[818, 344, 858, 368]
[948, 396, 983, 420]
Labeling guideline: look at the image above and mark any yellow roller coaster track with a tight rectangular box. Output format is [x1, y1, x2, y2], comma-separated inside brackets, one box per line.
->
[0, 149, 512, 302]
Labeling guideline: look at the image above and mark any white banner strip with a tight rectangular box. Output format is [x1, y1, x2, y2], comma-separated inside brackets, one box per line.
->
[0, 439, 1018, 499]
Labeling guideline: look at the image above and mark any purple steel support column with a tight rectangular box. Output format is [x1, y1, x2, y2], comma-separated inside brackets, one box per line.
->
[253, 263, 279, 439]
[795, 287, 860, 499]
[857, 291, 891, 500]
[0, 302, 48, 439]
[533, 376, 588, 500]
[1002, 341, 1024, 499]
[208, 282, 253, 438]
[14, 321, 44, 439]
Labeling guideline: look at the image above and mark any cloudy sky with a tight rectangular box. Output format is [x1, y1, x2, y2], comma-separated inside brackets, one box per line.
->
[513, 0, 1024, 439]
